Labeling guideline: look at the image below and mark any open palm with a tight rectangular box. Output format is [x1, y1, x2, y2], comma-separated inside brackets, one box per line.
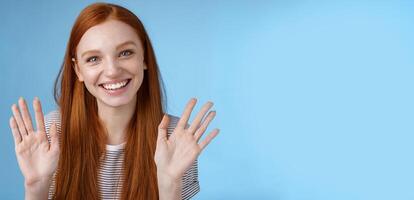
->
[154, 98, 219, 180]
[9, 98, 59, 186]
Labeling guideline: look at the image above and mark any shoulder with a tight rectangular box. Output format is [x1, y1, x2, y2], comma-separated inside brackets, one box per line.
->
[44, 110, 61, 123]
[44, 111, 178, 134]
[166, 114, 180, 127]
[44, 111, 178, 131]
[166, 114, 180, 136]
[44, 110, 61, 135]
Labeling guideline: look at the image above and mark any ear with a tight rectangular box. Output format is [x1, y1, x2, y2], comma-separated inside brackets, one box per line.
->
[143, 62, 148, 70]
[72, 58, 84, 82]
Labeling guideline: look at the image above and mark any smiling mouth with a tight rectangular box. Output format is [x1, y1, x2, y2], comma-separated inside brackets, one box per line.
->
[99, 79, 131, 90]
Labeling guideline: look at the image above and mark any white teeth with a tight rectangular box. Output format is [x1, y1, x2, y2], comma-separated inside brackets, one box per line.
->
[102, 80, 128, 90]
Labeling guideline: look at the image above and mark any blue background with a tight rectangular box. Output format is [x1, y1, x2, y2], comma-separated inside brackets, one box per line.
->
[1, 0, 413, 199]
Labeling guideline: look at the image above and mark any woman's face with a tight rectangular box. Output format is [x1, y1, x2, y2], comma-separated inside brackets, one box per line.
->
[74, 19, 147, 109]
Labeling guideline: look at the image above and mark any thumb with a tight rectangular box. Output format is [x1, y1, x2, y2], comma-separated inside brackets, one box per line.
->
[157, 114, 169, 142]
[49, 123, 59, 151]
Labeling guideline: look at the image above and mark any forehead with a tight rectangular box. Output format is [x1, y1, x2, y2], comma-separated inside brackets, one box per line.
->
[76, 19, 142, 53]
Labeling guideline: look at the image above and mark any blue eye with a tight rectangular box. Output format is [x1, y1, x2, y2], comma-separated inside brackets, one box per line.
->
[120, 50, 134, 57]
[86, 56, 99, 63]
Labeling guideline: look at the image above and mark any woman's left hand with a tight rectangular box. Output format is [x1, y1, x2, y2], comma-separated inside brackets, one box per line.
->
[154, 98, 219, 182]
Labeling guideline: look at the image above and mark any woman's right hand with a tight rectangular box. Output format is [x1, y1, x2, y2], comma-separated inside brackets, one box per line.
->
[9, 97, 60, 188]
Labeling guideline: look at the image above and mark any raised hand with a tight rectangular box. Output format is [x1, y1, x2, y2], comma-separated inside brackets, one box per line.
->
[154, 98, 220, 181]
[9, 97, 60, 187]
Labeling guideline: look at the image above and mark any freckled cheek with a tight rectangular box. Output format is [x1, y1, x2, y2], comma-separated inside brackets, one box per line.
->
[81, 69, 102, 86]
[122, 58, 145, 73]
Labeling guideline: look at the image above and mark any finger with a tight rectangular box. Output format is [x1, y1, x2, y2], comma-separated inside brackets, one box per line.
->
[199, 128, 220, 151]
[194, 110, 216, 142]
[11, 103, 28, 136]
[49, 123, 59, 150]
[9, 116, 22, 145]
[18, 97, 34, 134]
[33, 97, 46, 133]
[176, 98, 197, 129]
[157, 114, 170, 142]
[188, 101, 214, 133]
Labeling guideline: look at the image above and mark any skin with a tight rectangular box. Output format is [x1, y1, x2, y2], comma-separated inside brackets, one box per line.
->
[74, 20, 147, 145]
[9, 20, 220, 200]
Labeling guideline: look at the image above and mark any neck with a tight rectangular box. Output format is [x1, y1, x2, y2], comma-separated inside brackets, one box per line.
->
[97, 96, 136, 145]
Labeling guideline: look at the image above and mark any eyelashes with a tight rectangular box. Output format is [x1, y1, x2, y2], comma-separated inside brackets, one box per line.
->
[86, 56, 99, 63]
[119, 49, 134, 57]
[85, 49, 135, 64]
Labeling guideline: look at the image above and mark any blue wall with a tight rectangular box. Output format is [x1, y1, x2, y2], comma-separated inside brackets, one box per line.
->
[1, 0, 413, 199]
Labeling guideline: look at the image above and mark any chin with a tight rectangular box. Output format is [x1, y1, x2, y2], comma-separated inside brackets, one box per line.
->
[99, 94, 136, 108]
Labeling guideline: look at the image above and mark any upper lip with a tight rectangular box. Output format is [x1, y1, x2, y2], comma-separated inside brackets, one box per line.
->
[99, 79, 130, 86]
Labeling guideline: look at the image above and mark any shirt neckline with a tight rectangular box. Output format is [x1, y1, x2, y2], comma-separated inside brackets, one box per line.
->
[106, 142, 126, 151]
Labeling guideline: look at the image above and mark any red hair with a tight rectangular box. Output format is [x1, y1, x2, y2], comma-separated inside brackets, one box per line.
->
[53, 3, 166, 199]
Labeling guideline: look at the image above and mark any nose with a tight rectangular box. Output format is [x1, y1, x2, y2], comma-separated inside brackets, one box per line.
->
[103, 58, 122, 78]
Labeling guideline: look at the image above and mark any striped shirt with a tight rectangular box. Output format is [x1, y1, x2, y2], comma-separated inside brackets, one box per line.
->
[44, 110, 200, 200]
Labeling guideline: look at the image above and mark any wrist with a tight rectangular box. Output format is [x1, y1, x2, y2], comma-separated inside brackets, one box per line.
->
[157, 171, 181, 187]
[157, 171, 182, 200]
[24, 176, 52, 188]
[24, 176, 52, 198]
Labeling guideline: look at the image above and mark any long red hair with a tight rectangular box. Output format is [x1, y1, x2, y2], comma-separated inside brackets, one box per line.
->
[53, 3, 166, 199]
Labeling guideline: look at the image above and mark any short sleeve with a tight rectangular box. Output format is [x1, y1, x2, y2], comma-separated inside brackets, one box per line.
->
[167, 114, 201, 200]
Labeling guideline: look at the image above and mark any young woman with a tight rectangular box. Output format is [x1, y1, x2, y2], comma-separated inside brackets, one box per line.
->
[9, 3, 219, 200]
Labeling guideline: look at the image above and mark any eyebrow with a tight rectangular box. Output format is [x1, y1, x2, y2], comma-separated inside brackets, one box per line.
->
[80, 40, 138, 58]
